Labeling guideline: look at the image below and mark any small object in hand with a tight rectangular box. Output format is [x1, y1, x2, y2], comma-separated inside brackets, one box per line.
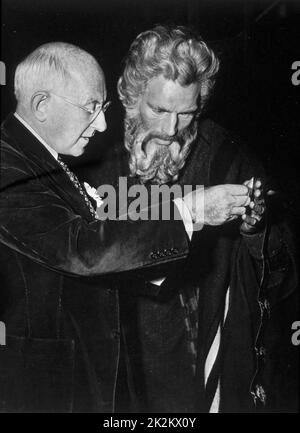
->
[249, 177, 256, 201]
[246, 177, 257, 214]
[241, 176, 266, 233]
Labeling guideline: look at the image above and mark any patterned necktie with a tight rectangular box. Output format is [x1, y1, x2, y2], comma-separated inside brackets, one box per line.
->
[57, 156, 99, 220]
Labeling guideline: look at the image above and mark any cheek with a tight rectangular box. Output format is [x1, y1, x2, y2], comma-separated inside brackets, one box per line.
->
[50, 111, 70, 138]
[141, 113, 163, 132]
[53, 123, 84, 153]
[61, 120, 86, 143]
[139, 105, 160, 130]
[178, 117, 193, 131]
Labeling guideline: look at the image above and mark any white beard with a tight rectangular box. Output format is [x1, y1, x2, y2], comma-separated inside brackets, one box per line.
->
[124, 114, 198, 185]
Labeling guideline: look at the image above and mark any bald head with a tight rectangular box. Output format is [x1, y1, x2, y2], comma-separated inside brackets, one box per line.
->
[13, 42, 108, 157]
[14, 42, 104, 107]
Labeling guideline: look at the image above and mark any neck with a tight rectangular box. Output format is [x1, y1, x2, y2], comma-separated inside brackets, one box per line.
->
[16, 106, 50, 147]
[15, 106, 35, 128]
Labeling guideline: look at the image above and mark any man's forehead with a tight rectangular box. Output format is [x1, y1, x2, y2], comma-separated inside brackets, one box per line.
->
[65, 67, 106, 101]
[144, 75, 200, 109]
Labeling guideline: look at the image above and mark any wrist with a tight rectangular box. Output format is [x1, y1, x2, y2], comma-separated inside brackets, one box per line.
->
[183, 188, 204, 226]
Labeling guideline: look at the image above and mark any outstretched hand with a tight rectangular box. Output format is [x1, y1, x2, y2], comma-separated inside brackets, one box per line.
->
[183, 184, 250, 227]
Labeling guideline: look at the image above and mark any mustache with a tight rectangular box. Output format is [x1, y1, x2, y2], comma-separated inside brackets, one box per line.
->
[139, 129, 189, 153]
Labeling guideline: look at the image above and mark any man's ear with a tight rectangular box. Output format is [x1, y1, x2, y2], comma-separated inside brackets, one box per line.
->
[30, 91, 49, 122]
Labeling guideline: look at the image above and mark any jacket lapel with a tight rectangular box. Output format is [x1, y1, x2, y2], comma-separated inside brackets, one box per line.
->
[2, 114, 94, 221]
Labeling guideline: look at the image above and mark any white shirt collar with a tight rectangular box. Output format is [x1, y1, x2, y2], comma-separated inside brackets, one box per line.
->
[14, 112, 58, 160]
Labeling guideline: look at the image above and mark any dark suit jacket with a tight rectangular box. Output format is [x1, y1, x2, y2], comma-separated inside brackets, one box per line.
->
[0, 114, 189, 413]
[94, 118, 298, 413]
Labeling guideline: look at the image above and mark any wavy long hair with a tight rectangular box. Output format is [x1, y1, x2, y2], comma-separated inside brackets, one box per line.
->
[118, 24, 220, 120]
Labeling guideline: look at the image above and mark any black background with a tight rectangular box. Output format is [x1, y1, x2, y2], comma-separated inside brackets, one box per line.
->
[0, 0, 299, 414]
[1, 0, 300, 225]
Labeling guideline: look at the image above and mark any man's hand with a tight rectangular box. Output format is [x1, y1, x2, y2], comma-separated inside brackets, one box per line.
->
[240, 178, 266, 234]
[183, 184, 250, 226]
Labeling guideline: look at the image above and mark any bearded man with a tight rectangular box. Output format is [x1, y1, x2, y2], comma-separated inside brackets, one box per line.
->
[95, 25, 298, 413]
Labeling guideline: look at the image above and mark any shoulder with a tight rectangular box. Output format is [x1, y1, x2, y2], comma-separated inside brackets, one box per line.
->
[196, 118, 264, 184]
[1, 130, 34, 190]
[197, 118, 251, 159]
[1, 133, 27, 167]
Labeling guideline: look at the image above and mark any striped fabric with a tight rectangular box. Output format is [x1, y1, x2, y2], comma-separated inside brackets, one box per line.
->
[180, 285, 230, 412]
[205, 287, 230, 412]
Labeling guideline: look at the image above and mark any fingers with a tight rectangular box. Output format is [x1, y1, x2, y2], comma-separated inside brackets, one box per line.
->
[205, 183, 266, 227]
[241, 212, 263, 224]
[231, 206, 247, 216]
[238, 178, 267, 232]
[225, 184, 249, 195]
[254, 179, 261, 189]
[241, 214, 257, 227]
[227, 214, 239, 221]
[243, 178, 261, 187]
[233, 199, 265, 220]
[249, 201, 265, 215]
[243, 179, 252, 187]
[245, 179, 277, 197]
[224, 181, 266, 220]
[234, 195, 251, 207]
[226, 182, 262, 199]
[253, 188, 262, 198]
[224, 182, 264, 197]
[248, 192, 262, 209]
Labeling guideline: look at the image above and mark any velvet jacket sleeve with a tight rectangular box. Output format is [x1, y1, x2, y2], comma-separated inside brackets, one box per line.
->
[0, 139, 189, 277]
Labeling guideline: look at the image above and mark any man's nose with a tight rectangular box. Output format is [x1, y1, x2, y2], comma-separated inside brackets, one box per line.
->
[91, 110, 107, 132]
[162, 113, 178, 137]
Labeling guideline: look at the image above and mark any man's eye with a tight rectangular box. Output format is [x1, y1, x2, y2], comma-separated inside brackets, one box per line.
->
[152, 107, 165, 114]
[180, 112, 194, 118]
[86, 103, 97, 113]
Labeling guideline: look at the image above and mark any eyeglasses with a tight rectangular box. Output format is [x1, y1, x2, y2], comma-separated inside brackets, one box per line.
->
[48, 91, 111, 121]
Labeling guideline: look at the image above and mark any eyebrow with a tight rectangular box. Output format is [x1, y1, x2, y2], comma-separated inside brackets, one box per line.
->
[147, 101, 197, 114]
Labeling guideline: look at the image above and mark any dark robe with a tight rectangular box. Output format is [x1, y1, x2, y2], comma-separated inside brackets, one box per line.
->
[94, 118, 298, 413]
